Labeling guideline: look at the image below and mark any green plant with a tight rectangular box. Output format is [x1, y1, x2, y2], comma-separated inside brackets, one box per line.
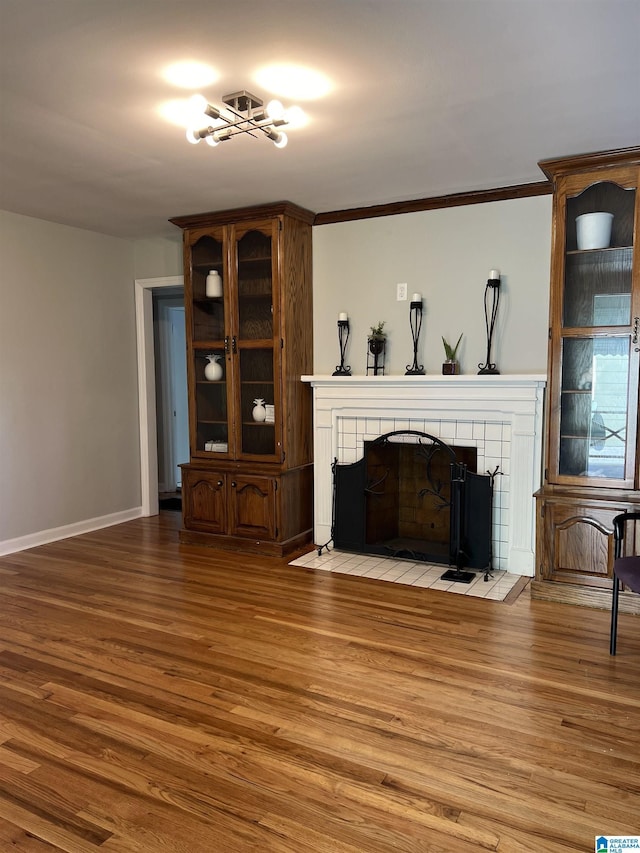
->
[442, 333, 463, 361]
[369, 320, 386, 337]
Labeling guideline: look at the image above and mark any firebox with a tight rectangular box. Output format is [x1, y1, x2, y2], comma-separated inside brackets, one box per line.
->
[332, 430, 496, 582]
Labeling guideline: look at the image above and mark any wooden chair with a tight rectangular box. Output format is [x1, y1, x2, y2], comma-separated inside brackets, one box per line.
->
[610, 512, 640, 655]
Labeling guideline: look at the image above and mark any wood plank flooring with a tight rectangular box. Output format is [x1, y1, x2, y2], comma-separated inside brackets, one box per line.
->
[0, 512, 638, 852]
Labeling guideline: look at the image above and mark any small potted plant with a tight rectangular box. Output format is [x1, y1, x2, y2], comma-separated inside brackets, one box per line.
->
[368, 320, 386, 355]
[367, 320, 387, 375]
[442, 333, 463, 375]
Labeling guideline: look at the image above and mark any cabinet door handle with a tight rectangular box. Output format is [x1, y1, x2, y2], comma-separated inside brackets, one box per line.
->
[231, 481, 237, 488]
[232, 336, 237, 353]
[224, 336, 230, 353]
[633, 316, 639, 344]
[217, 480, 223, 487]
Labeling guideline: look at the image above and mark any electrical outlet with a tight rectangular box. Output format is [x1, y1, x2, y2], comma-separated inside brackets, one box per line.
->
[397, 282, 408, 301]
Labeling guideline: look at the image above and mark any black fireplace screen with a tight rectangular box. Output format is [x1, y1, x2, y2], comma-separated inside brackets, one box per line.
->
[332, 430, 495, 574]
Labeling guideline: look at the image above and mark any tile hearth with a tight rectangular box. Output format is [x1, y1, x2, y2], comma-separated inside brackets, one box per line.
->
[289, 549, 528, 602]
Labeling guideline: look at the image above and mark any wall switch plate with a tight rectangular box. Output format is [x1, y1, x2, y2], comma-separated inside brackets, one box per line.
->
[397, 282, 408, 301]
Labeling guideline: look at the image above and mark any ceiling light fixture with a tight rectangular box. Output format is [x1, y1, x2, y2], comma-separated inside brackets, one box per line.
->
[185, 90, 300, 149]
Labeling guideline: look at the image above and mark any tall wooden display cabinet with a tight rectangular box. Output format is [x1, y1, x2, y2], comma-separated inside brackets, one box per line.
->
[532, 148, 640, 612]
[170, 202, 314, 556]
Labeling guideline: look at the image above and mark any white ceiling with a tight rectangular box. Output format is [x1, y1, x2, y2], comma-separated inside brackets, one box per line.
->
[1, 0, 639, 239]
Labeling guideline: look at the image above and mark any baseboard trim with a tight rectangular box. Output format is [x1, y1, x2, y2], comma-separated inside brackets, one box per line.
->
[531, 579, 640, 615]
[178, 527, 313, 558]
[0, 507, 144, 557]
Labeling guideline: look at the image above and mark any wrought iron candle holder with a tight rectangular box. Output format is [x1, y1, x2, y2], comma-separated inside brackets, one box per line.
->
[405, 295, 425, 375]
[332, 316, 351, 376]
[478, 270, 501, 375]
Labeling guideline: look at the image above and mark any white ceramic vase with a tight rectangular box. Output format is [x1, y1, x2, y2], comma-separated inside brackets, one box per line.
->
[206, 270, 223, 297]
[576, 212, 613, 250]
[204, 354, 223, 381]
[252, 398, 267, 422]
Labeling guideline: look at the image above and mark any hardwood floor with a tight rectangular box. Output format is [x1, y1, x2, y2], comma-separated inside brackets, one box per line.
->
[0, 512, 638, 852]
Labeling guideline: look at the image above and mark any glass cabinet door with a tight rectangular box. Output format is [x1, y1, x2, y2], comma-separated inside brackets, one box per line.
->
[558, 336, 631, 479]
[188, 229, 231, 457]
[554, 178, 638, 486]
[232, 222, 281, 461]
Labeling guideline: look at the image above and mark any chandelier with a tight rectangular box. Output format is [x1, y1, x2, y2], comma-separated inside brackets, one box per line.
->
[185, 90, 299, 149]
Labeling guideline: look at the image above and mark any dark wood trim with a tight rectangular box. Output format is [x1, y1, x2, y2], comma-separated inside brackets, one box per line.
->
[538, 146, 640, 181]
[178, 526, 312, 556]
[312, 181, 551, 226]
[170, 200, 315, 230]
[531, 579, 640, 615]
[169, 149, 640, 230]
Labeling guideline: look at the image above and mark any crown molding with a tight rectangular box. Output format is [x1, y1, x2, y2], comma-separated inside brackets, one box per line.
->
[313, 181, 551, 226]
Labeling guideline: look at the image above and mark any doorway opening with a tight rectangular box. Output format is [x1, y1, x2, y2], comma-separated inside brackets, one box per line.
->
[154, 291, 189, 509]
[135, 274, 185, 516]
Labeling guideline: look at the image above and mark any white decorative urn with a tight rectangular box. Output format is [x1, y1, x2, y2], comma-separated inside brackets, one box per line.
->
[205, 270, 223, 297]
[204, 354, 223, 381]
[252, 398, 267, 422]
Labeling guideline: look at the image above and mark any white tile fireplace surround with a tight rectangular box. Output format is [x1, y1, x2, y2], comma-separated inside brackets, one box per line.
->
[302, 375, 546, 576]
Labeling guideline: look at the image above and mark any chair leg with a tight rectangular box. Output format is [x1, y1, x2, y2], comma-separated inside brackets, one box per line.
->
[610, 572, 620, 656]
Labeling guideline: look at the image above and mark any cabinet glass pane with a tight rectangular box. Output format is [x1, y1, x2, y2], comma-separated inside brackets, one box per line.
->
[191, 234, 226, 342]
[563, 182, 635, 328]
[237, 229, 273, 341]
[193, 350, 229, 454]
[239, 347, 275, 456]
[559, 336, 630, 479]
[563, 252, 632, 328]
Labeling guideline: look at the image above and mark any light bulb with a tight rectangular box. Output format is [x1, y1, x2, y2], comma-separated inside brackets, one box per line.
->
[186, 127, 202, 144]
[273, 130, 288, 149]
[266, 99, 285, 121]
[265, 126, 288, 148]
[209, 129, 231, 145]
[204, 104, 221, 120]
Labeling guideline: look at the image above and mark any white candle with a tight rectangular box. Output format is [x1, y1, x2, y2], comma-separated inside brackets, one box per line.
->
[411, 293, 422, 302]
[489, 269, 500, 280]
[338, 312, 348, 321]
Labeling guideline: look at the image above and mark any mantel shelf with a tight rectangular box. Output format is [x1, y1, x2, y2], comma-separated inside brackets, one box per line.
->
[303, 374, 547, 387]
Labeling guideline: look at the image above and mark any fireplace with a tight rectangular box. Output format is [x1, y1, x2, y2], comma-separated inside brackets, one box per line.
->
[302, 375, 546, 575]
[333, 430, 496, 580]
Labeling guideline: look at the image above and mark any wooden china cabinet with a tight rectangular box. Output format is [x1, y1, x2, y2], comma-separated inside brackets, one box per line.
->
[169, 202, 314, 556]
[532, 148, 640, 611]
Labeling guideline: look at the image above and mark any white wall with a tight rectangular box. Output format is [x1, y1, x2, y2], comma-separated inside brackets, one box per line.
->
[133, 235, 182, 280]
[0, 195, 552, 552]
[0, 211, 140, 549]
[313, 195, 552, 375]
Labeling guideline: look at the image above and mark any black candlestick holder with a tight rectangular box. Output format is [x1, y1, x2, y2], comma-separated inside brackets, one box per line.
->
[478, 273, 501, 375]
[332, 319, 351, 376]
[405, 299, 425, 375]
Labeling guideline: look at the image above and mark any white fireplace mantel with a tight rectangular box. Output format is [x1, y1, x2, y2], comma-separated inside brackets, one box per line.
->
[302, 374, 547, 576]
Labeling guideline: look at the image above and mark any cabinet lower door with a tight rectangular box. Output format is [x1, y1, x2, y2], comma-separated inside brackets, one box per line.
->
[228, 475, 277, 540]
[182, 469, 226, 533]
[538, 500, 621, 587]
